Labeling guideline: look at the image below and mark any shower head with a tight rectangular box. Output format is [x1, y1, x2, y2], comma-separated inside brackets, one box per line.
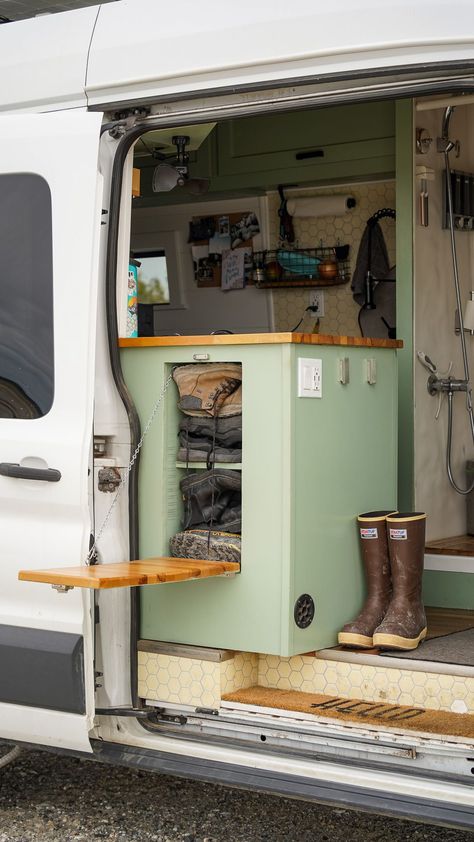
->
[442, 105, 456, 140]
[437, 105, 457, 153]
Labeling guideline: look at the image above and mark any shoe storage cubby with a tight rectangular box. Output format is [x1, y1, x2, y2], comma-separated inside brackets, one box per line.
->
[120, 334, 399, 656]
[169, 361, 243, 562]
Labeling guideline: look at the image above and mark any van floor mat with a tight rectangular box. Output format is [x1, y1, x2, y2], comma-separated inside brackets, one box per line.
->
[221, 685, 474, 738]
[385, 627, 474, 667]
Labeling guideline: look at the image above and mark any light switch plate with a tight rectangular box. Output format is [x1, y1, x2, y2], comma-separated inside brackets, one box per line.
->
[365, 358, 377, 385]
[338, 357, 350, 384]
[298, 357, 322, 398]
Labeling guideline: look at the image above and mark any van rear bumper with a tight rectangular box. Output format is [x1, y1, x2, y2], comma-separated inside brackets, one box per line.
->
[92, 739, 474, 832]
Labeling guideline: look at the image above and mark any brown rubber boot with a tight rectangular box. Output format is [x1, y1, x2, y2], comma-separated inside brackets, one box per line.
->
[173, 363, 242, 417]
[373, 512, 427, 651]
[338, 511, 396, 649]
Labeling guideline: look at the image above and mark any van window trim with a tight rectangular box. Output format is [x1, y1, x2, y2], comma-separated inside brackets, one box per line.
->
[91, 58, 474, 115]
[103, 69, 474, 713]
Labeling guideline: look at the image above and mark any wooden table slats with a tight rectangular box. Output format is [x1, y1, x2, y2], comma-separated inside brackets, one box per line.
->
[18, 557, 240, 589]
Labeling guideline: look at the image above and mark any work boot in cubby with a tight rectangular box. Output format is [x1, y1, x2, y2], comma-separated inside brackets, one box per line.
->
[180, 468, 241, 533]
[177, 415, 242, 463]
[220, 384, 242, 417]
[173, 363, 242, 417]
[170, 529, 241, 563]
[373, 512, 427, 651]
[338, 510, 396, 649]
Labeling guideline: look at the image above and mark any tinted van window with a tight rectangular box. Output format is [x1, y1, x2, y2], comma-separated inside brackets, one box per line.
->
[0, 174, 54, 418]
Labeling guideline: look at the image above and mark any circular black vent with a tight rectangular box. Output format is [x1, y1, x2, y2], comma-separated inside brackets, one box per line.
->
[294, 594, 315, 629]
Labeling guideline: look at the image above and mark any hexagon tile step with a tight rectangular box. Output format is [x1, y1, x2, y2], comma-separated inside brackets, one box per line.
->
[257, 653, 474, 714]
[137, 641, 258, 708]
[138, 640, 474, 715]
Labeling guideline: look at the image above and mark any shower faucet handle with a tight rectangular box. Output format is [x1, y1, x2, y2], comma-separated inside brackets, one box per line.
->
[417, 351, 438, 374]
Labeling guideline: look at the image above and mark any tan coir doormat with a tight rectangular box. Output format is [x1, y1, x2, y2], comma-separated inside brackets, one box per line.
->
[222, 686, 474, 739]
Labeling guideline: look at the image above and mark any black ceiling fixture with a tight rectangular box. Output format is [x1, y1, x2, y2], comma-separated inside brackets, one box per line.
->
[152, 135, 210, 196]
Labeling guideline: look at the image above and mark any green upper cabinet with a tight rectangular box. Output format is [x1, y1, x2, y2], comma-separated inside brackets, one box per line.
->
[136, 101, 395, 202]
[215, 102, 396, 189]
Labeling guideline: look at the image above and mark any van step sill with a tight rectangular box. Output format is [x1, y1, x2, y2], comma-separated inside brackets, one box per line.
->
[222, 686, 474, 740]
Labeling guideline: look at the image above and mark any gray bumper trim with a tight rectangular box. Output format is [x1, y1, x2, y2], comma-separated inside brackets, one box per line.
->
[0, 625, 85, 714]
[92, 740, 474, 831]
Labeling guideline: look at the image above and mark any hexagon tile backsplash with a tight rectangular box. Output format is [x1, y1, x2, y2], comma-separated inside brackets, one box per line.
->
[267, 181, 396, 335]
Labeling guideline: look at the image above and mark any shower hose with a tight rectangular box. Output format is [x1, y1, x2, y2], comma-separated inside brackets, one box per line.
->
[443, 143, 474, 495]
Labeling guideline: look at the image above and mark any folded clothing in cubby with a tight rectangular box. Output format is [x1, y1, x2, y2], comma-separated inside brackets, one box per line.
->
[170, 529, 241, 564]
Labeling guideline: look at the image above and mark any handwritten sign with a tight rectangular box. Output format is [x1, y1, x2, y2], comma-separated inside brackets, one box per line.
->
[221, 248, 245, 290]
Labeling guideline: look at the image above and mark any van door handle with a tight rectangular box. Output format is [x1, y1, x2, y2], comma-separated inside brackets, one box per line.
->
[0, 462, 61, 482]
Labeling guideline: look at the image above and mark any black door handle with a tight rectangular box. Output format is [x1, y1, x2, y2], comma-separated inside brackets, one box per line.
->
[0, 462, 61, 482]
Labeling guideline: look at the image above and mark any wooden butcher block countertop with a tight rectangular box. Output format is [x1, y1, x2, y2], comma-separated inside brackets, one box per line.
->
[119, 333, 402, 349]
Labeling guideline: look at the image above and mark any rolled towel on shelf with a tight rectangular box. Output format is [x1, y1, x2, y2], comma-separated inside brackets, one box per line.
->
[286, 196, 355, 218]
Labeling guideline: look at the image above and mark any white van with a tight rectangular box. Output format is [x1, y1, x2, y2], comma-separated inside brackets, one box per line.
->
[1, 0, 474, 830]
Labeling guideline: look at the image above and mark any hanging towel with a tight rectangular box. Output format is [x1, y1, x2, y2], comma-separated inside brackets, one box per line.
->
[351, 221, 390, 305]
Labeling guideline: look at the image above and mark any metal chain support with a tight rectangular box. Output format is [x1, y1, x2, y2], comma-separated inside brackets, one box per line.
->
[87, 372, 174, 564]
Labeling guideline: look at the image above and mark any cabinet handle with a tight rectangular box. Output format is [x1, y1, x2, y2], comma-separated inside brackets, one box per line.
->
[295, 149, 324, 161]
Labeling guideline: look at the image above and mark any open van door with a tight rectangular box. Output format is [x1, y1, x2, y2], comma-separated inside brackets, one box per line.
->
[0, 112, 103, 753]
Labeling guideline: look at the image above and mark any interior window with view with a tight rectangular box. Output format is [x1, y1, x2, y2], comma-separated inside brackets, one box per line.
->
[134, 251, 170, 304]
[0, 173, 54, 419]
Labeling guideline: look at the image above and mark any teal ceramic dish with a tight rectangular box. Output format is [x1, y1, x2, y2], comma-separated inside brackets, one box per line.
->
[276, 249, 321, 277]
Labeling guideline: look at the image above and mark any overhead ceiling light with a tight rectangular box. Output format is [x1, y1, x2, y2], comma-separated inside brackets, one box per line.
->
[152, 163, 181, 193]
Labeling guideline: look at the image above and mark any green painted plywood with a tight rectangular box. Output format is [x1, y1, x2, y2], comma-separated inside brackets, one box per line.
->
[423, 571, 474, 610]
[121, 342, 398, 656]
[288, 345, 398, 653]
[121, 343, 292, 655]
[136, 100, 395, 203]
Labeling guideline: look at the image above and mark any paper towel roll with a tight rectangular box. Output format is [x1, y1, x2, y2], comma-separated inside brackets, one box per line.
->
[286, 196, 355, 218]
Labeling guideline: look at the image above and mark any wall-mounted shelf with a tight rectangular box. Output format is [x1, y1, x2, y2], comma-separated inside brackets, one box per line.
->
[253, 246, 350, 289]
[255, 278, 346, 289]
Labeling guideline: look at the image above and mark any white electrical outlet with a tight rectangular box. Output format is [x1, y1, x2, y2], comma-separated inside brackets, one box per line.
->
[297, 358, 322, 398]
[309, 289, 325, 317]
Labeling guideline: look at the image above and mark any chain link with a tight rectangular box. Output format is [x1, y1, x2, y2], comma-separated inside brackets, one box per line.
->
[87, 372, 174, 564]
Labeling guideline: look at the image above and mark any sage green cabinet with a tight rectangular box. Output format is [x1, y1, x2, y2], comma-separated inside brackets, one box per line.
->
[137, 101, 395, 202]
[216, 102, 396, 188]
[121, 338, 398, 656]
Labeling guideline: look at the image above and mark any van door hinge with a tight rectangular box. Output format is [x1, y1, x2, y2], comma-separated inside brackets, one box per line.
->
[105, 107, 151, 139]
[98, 466, 121, 493]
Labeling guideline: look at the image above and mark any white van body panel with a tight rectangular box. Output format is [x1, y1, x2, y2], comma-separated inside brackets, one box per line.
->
[96, 718, 474, 814]
[86, 0, 474, 107]
[0, 7, 99, 113]
[1, 704, 96, 754]
[0, 111, 103, 752]
[0, 4, 471, 826]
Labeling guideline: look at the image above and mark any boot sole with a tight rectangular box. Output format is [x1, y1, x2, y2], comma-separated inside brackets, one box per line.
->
[372, 627, 427, 651]
[338, 632, 374, 648]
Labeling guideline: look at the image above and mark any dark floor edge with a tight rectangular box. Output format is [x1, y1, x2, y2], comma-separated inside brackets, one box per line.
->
[91, 740, 474, 831]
